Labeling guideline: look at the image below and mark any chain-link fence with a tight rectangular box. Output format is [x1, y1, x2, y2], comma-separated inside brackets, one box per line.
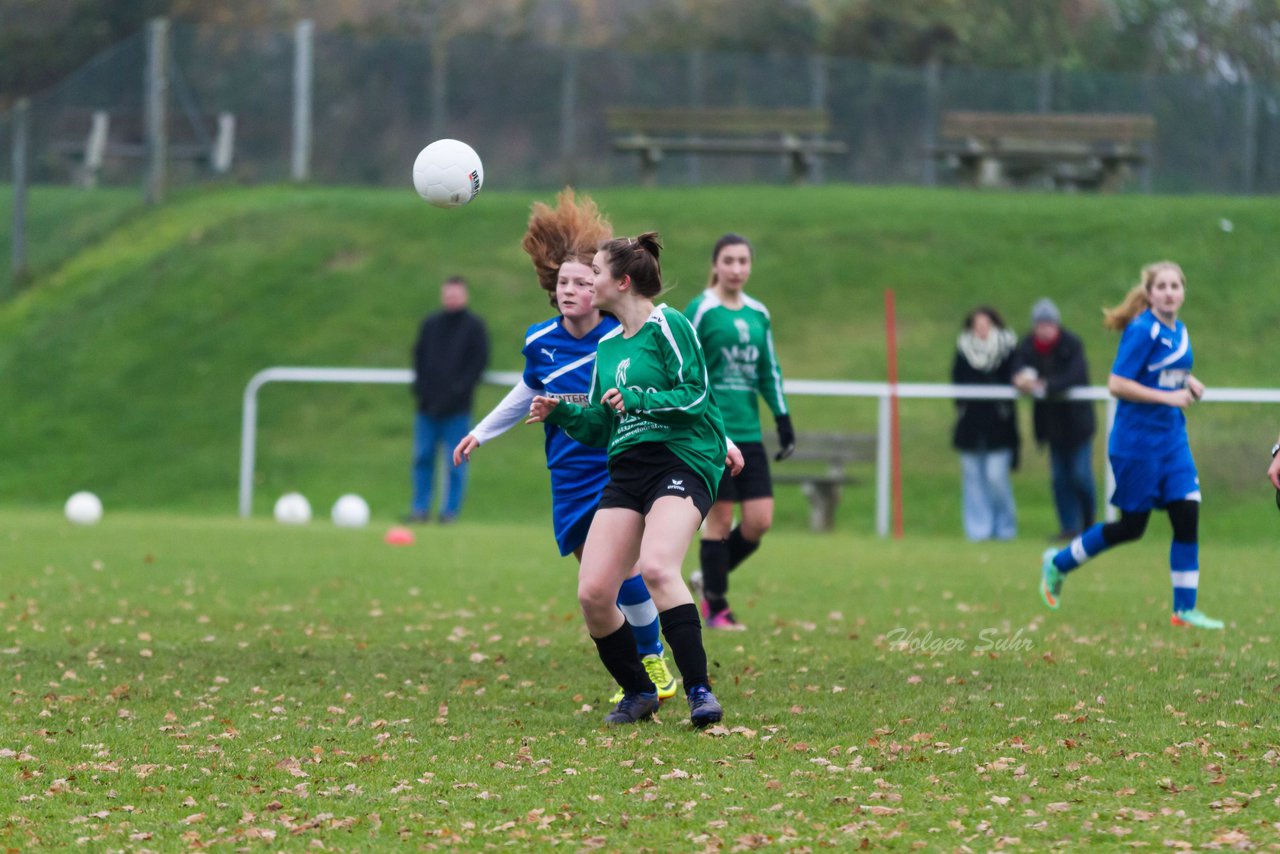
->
[3, 19, 1278, 199]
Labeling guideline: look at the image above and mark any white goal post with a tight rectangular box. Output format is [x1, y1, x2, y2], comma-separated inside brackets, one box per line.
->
[239, 367, 1280, 535]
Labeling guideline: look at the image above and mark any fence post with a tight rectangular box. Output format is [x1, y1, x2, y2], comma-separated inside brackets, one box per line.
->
[687, 49, 705, 185]
[558, 44, 579, 185]
[291, 19, 314, 182]
[1037, 64, 1053, 113]
[921, 58, 940, 187]
[1140, 72, 1155, 193]
[8, 97, 29, 290]
[144, 17, 169, 205]
[809, 54, 829, 184]
[429, 30, 448, 140]
[875, 393, 890, 538]
[1241, 77, 1256, 194]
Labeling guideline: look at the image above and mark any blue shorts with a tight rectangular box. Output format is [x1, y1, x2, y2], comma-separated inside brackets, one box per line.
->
[1109, 445, 1200, 512]
[550, 468, 609, 557]
[553, 497, 598, 557]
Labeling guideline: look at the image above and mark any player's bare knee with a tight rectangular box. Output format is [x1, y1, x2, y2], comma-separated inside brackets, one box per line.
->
[635, 560, 679, 591]
[576, 581, 615, 616]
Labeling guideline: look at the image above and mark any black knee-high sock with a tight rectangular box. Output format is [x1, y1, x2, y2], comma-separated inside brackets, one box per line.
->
[726, 526, 760, 572]
[659, 604, 709, 691]
[699, 538, 730, 612]
[592, 622, 655, 696]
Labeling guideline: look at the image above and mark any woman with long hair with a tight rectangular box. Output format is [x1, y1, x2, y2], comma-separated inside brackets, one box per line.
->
[952, 305, 1020, 541]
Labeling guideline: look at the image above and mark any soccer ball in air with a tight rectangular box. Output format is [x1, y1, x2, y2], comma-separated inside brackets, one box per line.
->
[273, 492, 312, 525]
[65, 491, 103, 525]
[412, 139, 484, 208]
[331, 494, 370, 528]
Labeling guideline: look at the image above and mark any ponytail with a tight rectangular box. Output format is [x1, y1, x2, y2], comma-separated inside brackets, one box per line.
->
[598, 231, 664, 298]
[1102, 284, 1150, 331]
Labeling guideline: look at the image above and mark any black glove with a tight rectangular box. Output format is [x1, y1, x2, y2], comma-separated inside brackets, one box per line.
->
[774, 414, 796, 461]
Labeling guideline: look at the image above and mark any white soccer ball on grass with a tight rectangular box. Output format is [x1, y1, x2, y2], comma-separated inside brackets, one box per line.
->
[65, 491, 103, 525]
[331, 494, 370, 528]
[412, 139, 484, 208]
[273, 492, 312, 525]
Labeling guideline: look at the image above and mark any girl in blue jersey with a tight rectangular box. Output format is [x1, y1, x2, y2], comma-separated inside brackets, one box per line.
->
[1039, 261, 1223, 629]
[451, 190, 680, 698]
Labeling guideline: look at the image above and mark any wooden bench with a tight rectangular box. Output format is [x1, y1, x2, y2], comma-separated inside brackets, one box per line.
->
[606, 107, 848, 186]
[930, 111, 1155, 191]
[763, 432, 876, 532]
[51, 108, 236, 187]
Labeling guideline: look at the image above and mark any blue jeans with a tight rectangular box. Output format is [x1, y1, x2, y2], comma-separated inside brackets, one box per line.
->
[1048, 440, 1096, 534]
[412, 412, 471, 519]
[960, 449, 1017, 541]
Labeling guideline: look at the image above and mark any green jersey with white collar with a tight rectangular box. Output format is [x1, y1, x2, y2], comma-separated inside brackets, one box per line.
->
[684, 289, 789, 443]
[545, 304, 727, 496]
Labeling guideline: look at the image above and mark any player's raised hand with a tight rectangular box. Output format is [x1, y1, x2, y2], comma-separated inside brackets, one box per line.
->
[453, 434, 480, 466]
[525, 395, 560, 424]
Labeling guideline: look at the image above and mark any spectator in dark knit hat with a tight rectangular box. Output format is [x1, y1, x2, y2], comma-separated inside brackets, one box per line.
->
[1011, 298, 1097, 541]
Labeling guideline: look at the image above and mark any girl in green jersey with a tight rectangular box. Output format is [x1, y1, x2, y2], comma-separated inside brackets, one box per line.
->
[685, 234, 794, 629]
[527, 232, 739, 729]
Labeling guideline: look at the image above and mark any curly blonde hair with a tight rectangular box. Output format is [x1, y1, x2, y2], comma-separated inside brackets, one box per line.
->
[521, 188, 612, 308]
[1102, 260, 1185, 331]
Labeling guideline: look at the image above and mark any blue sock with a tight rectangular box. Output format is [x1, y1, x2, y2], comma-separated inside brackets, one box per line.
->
[1170, 540, 1198, 612]
[616, 575, 663, 657]
[1054, 524, 1107, 573]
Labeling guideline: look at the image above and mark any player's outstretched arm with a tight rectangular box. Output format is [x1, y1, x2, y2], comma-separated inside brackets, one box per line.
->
[525, 395, 559, 423]
[454, 380, 540, 465]
[535, 395, 614, 448]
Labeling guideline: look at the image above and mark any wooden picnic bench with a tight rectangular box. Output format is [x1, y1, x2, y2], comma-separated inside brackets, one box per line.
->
[606, 107, 848, 186]
[51, 107, 236, 187]
[764, 432, 876, 532]
[930, 111, 1155, 191]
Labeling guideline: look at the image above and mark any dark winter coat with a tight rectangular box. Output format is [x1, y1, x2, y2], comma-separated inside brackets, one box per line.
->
[412, 309, 490, 416]
[952, 342, 1020, 468]
[1009, 328, 1096, 450]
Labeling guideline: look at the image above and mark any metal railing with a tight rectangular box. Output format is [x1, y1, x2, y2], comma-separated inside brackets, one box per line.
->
[239, 366, 1280, 534]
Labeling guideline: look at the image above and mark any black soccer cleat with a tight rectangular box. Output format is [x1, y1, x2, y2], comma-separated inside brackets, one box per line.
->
[603, 691, 660, 725]
[686, 685, 723, 729]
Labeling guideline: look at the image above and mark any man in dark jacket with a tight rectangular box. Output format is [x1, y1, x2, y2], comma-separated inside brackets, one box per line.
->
[409, 276, 489, 523]
[1011, 298, 1097, 541]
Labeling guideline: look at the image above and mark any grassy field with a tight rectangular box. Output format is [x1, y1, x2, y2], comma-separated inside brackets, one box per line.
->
[2, 184, 1280, 541]
[3, 509, 1278, 850]
[0, 186, 144, 289]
